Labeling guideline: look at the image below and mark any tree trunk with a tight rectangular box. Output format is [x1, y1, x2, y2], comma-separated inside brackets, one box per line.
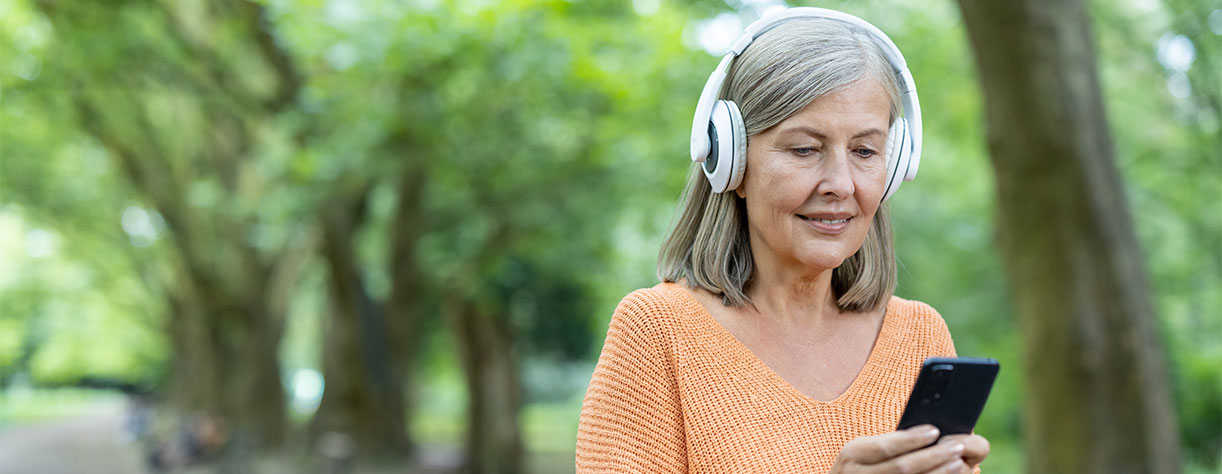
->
[163, 288, 287, 453]
[449, 298, 523, 474]
[311, 197, 410, 459]
[37, 0, 301, 453]
[954, 1, 1181, 472]
[165, 275, 287, 448]
[228, 301, 288, 448]
[166, 293, 224, 417]
[308, 169, 430, 463]
[383, 170, 430, 458]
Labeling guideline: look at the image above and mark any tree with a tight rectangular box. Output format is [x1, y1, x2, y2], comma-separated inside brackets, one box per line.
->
[954, 0, 1181, 472]
[26, 0, 307, 448]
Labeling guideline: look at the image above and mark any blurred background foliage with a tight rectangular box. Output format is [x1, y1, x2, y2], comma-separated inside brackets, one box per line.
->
[0, 0, 1217, 473]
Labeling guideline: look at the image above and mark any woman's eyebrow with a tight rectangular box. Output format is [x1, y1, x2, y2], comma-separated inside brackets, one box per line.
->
[776, 126, 887, 139]
[853, 128, 887, 139]
[777, 126, 826, 139]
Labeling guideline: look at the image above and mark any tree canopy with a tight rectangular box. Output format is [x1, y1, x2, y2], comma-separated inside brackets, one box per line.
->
[0, 0, 1217, 472]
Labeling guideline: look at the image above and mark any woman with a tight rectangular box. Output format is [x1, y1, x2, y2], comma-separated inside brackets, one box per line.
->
[576, 7, 990, 473]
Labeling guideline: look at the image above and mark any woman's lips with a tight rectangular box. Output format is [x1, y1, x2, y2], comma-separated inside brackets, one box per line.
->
[797, 214, 852, 234]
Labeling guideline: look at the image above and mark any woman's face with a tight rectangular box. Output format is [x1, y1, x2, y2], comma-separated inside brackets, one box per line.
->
[737, 78, 891, 274]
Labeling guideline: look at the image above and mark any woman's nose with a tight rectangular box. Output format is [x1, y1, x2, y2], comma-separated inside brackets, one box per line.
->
[814, 150, 855, 199]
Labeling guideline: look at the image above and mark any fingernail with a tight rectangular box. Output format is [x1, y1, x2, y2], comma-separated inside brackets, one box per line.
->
[947, 442, 965, 455]
[925, 426, 940, 438]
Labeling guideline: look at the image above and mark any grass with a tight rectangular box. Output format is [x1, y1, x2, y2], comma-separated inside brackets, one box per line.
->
[0, 386, 128, 429]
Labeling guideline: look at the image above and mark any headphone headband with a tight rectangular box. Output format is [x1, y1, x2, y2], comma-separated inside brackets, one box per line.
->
[689, 7, 923, 194]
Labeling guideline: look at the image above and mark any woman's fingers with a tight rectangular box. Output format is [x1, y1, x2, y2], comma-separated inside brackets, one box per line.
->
[832, 428, 989, 474]
[869, 439, 966, 473]
[939, 433, 990, 466]
[839, 424, 941, 464]
[935, 458, 970, 473]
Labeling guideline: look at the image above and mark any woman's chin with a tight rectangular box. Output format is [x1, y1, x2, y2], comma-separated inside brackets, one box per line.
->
[795, 254, 850, 273]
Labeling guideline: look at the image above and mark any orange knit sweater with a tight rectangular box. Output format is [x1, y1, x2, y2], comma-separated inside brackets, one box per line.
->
[576, 282, 963, 473]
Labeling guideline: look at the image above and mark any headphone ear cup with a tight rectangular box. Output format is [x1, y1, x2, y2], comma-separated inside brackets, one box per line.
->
[725, 101, 747, 192]
[705, 100, 747, 193]
[881, 117, 910, 202]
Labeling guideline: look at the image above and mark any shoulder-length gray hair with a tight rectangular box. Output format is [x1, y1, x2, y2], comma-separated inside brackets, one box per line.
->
[658, 17, 901, 312]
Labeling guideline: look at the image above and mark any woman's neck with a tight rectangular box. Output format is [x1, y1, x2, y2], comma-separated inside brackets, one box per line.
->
[745, 254, 843, 328]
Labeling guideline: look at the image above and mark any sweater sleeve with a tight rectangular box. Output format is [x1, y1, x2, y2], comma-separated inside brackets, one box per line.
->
[576, 291, 687, 473]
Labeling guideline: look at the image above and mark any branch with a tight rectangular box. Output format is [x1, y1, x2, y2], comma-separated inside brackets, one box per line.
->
[238, 0, 303, 112]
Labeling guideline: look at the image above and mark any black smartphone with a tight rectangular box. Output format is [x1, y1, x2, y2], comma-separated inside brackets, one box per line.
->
[897, 357, 999, 436]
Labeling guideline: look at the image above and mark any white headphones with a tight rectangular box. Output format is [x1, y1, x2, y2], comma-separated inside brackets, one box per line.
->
[689, 7, 923, 202]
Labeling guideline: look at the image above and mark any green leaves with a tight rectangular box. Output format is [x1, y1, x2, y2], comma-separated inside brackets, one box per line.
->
[1, 0, 1216, 468]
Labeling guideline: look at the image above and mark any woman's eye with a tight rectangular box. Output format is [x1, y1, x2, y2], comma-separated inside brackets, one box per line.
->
[792, 147, 817, 156]
[854, 148, 878, 159]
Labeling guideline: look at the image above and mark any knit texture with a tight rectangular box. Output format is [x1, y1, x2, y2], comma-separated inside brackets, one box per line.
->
[576, 282, 964, 473]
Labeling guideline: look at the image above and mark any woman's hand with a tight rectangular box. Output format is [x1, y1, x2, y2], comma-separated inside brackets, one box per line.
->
[827, 425, 988, 473]
[938, 432, 989, 468]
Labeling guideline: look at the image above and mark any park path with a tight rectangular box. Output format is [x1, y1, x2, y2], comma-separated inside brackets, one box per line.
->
[0, 414, 574, 474]
[0, 414, 146, 474]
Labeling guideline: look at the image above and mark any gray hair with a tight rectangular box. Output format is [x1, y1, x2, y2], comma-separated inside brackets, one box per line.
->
[658, 16, 901, 312]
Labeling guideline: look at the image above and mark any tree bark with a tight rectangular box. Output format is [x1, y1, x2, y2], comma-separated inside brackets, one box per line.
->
[308, 167, 431, 462]
[163, 263, 287, 447]
[383, 169, 430, 457]
[161, 276, 287, 449]
[954, 1, 1181, 472]
[311, 193, 411, 459]
[449, 297, 523, 474]
[166, 292, 224, 416]
[228, 297, 289, 447]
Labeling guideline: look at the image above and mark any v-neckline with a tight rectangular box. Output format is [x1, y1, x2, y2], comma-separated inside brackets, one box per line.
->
[662, 282, 897, 406]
